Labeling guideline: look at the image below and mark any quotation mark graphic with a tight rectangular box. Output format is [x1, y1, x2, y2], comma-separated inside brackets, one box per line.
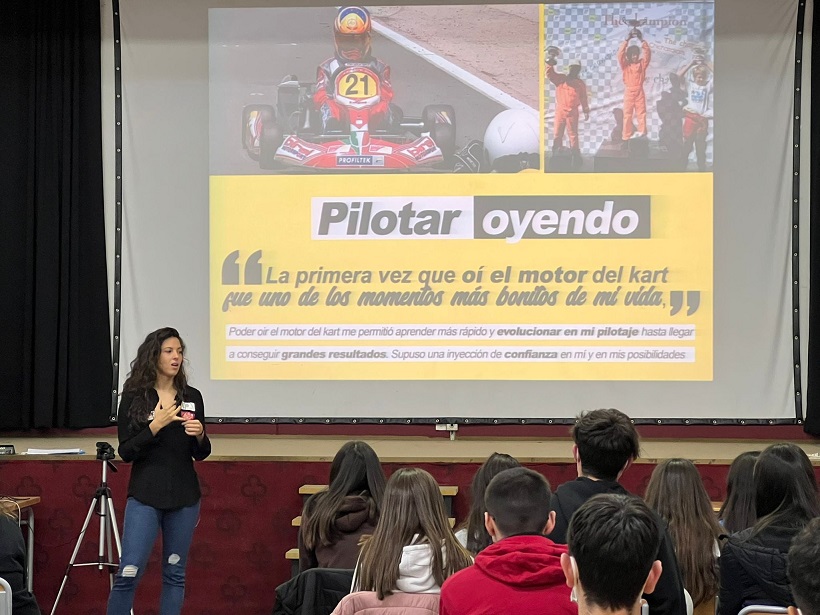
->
[221, 250, 263, 285]
[669, 290, 700, 316]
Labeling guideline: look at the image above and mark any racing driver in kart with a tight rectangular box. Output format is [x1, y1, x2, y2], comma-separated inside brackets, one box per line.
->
[314, 6, 394, 131]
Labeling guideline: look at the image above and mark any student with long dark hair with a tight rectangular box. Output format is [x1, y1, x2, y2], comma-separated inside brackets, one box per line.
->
[0, 507, 41, 615]
[787, 517, 820, 615]
[107, 327, 211, 615]
[645, 459, 722, 607]
[455, 452, 521, 554]
[332, 468, 472, 614]
[719, 443, 820, 615]
[718, 451, 760, 534]
[299, 441, 387, 571]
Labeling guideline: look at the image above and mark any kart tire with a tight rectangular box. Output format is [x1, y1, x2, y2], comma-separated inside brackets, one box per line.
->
[259, 121, 285, 171]
[242, 105, 276, 162]
[422, 104, 457, 160]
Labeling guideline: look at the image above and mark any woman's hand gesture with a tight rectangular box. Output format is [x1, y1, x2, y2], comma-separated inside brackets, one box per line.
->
[183, 419, 204, 440]
[149, 400, 184, 435]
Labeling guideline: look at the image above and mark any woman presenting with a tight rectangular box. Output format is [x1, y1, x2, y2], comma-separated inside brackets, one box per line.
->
[107, 327, 211, 615]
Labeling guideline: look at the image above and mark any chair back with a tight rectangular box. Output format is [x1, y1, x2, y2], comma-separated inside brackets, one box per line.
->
[273, 567, 354, 615]
[0, 576, 12, 615]
[737, 606, 789, 615]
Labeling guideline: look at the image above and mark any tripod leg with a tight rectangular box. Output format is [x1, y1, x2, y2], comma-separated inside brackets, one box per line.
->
[50, 496, 100, 615]
[108, 497, 124, 559]
[104, 496, 116, 588]
[99, 493, 108, 570]
[101, 493, 115, 578]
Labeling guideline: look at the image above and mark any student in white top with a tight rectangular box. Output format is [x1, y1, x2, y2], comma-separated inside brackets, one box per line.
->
[346, 468, 472, 601]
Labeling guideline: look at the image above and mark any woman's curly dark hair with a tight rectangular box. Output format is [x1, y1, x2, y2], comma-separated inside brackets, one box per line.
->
[122, 327, 188, 427]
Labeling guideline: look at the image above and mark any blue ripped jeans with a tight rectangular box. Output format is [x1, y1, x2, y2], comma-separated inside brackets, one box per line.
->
[106, 497, 200, 615]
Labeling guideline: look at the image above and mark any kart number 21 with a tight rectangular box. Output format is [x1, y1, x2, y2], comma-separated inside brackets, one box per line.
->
[340, 71, 378, 99]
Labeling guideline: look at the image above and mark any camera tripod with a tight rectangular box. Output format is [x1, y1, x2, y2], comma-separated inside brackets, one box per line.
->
[51, 442, 128, 615]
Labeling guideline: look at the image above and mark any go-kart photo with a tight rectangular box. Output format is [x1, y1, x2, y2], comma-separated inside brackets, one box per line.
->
[241, 70, 456, 172]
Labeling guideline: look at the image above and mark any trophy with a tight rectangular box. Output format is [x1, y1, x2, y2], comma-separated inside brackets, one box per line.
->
[546, 45, 561, 66]
[627, 18, 643, 40]
[693, 47, 706, 64]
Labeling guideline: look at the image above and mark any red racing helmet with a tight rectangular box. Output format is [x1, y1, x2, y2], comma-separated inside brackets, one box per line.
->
[334, 6, 372, 61]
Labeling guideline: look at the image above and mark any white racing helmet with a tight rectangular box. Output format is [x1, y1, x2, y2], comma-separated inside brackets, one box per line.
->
[483, 109, 540, 172]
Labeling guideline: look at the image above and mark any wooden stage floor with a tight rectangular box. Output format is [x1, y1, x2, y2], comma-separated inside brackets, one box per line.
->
[4, 434, 819, 464]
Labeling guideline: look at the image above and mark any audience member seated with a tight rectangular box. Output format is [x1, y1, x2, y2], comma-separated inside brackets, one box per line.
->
[718, 451, 760, 535]
[719, 443, 820, 615]
[787, 517, 820, 615]
[300, 441, 387, 572]
[332, 468, 472, 614]
[549, 408, 688, 615]
[645, 458, 722, 607]
[562, 494, 663, 615]
[0, 508, 41, 615]
[454, 452, 521, 554]
[440, 467, 574, 615]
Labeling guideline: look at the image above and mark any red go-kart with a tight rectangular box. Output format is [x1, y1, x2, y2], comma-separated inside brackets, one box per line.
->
[242, 69, 456, 171]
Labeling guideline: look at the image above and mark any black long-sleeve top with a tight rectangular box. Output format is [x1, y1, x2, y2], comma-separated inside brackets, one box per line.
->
[549, 477, 688, 615]
[0, 514, 41, 615]
[117, 386, 211, 510]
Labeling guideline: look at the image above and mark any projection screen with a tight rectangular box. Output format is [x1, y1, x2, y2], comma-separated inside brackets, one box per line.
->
[107, 0, 807, 422]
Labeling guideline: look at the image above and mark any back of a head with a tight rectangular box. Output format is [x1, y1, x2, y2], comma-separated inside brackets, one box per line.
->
[485, 467, 552, 539]
[567, 494, 661, 611]
[753, 443, 819, 531]
[788, 517, 820, 615]
[302, 441, 386, 549]
[644, 459, 721, 605]
[358, 468, 471, 599]
[645, 459, 720, 532]
[572, 409, 640, 481]
[465, 453, 521, 553]
[718, 451, 760, 534]
[379, 467, 450, 543]
[328, 440, 387, 505]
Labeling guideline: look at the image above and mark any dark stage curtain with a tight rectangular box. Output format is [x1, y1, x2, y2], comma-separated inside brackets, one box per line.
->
[806, 8, 820, 436]
[0, 0, 111, 429]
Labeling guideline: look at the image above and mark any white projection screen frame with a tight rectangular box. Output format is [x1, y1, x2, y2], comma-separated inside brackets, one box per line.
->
[103, 0, 810, 423]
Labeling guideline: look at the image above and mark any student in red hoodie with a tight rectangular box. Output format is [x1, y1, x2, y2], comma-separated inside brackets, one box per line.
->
[440, 467, 575, 615]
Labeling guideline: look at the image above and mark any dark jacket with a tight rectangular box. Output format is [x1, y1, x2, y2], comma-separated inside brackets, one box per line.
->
[549, 477, 687, 615]
[0, 514, 41, 615]
[117, 386, 211, 510]
[440, 534, 575, 615]
[718, 524, 802, 615]
[273, 567, 354, 615]
[299, 495, 377, 572]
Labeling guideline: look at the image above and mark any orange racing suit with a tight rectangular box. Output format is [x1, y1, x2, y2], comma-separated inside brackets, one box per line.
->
[546, 64, 590, 150]
[618, 40, 651, 140]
